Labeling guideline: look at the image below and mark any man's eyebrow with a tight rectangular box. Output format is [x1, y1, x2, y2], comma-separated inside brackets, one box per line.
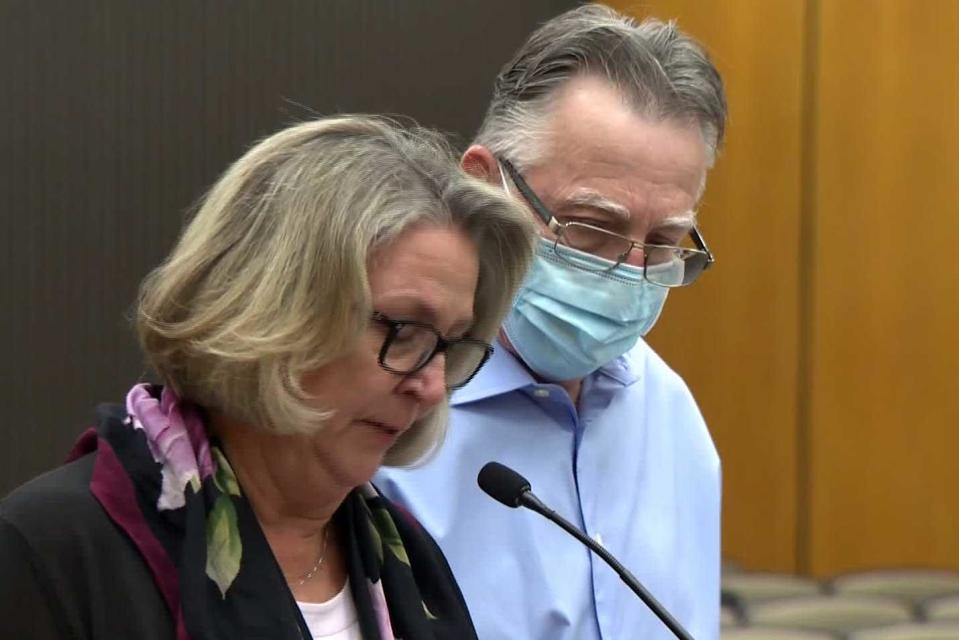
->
[657, 211, 699, 229]
[557, 189, 631, 221]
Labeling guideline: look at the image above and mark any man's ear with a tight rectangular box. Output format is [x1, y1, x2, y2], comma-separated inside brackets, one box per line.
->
[461, 145, 500, 183]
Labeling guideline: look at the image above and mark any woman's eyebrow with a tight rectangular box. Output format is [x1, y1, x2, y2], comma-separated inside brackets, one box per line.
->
[381, 298, 474, 334]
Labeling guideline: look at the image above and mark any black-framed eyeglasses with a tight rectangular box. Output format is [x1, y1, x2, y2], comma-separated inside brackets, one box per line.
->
[371, 312, 493, 390]
[501, 159, 715, 287]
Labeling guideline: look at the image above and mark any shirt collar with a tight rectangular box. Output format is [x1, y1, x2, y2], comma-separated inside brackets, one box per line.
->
[599, 343, 644, 387]
[450, 338, 643, 407]
[451, 339, 534, 406]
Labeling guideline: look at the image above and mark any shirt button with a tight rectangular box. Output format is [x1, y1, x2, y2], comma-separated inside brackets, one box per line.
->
[592, 532, 604, 547]
[533, 388, 550, 398]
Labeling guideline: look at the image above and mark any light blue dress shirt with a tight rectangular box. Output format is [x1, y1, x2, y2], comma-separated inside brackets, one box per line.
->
[375, 339, 720, 640]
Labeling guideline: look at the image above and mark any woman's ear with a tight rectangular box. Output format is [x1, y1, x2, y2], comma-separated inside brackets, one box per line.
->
[461, 145, 500, 184]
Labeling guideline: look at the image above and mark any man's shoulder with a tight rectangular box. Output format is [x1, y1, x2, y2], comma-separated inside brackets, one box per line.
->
[624, 341, 718, 466]
[623, 339, 697, 397]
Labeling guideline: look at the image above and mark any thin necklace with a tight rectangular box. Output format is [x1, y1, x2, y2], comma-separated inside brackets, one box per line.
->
[289, 527, 330, 587]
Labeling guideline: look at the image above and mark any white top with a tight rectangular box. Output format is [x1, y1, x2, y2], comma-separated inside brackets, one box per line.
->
[297, 580, 363, 640]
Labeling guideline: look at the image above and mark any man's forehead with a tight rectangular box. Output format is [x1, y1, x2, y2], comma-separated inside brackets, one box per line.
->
[540, 78, 709, 191]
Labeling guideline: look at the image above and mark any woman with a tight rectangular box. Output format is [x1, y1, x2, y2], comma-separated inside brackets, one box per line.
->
[0, 115, 534, 639]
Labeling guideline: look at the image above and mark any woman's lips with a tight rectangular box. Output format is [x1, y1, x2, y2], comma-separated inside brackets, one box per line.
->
[362, 419, 403, 438]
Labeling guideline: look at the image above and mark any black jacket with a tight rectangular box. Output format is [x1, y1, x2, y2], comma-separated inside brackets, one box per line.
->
[1, 454, 175, 639]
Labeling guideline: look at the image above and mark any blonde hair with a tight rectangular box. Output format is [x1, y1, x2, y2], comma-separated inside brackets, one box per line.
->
[137, 115, 534, 466]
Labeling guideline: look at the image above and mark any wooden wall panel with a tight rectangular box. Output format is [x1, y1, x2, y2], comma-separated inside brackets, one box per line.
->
[809, 0, 959, 576]
[609, 1, 807, 572]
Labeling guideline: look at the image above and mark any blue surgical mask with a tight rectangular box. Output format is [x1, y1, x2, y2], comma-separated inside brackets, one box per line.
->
[503, 238, 671, 381]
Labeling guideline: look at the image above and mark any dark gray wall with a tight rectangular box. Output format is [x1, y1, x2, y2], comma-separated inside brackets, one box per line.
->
[0, 0, 574, 495]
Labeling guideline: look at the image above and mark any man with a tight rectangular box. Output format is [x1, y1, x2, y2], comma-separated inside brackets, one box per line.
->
[376, 4, 727, 639]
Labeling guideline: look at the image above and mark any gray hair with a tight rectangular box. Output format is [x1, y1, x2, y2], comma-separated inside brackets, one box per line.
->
[137, 115, 535, 466]
[475, 3, 727, 169]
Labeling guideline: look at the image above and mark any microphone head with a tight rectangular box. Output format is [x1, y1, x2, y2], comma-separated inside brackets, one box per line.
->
[478, 461, 531, 508]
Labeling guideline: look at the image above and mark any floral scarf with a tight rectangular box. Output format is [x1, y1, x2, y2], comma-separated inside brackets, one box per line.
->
[68, 384, 476, 640]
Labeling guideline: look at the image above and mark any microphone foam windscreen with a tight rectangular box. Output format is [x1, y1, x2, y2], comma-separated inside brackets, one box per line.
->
[477, 461, 531, 508]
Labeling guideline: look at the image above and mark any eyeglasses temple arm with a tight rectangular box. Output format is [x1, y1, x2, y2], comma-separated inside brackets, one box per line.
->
[501, 159, 553, 226]
[690, 226, 715, 268]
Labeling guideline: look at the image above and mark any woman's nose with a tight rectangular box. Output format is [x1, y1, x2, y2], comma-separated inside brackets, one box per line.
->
[400, 353, 448, 407]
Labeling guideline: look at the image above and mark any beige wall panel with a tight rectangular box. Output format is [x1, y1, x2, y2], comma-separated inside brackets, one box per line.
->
[810, 0, 959, 576]
[610, 1, 807, 572]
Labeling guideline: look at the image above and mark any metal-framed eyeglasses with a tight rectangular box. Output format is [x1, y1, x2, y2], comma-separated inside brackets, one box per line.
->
[371, 312, 493, 390]
[500, 159, 715, 287]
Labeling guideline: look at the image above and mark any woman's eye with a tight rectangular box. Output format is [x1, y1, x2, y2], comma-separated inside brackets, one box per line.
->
[392, 324, 418, 342]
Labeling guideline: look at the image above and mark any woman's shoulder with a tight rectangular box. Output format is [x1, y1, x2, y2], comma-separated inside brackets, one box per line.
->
[0, 453, 102, 538]
[0, 453, 176, 639]
[0, 451, 155, 598]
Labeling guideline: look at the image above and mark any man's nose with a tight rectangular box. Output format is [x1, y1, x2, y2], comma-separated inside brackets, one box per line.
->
[619, 244, 646, 268]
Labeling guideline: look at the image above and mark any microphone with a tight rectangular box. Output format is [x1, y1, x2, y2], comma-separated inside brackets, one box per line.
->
[477, 462, 695, 640]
